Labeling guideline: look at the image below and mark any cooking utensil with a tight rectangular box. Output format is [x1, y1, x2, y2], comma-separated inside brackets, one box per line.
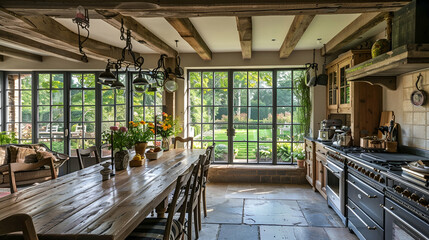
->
[411, 73, 426, 106]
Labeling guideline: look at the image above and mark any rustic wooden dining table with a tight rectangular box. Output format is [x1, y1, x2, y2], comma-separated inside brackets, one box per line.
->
[0, 148, 205, 240]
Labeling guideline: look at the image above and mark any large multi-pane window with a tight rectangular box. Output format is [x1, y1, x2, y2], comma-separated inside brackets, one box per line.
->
[101, 74, 126, 132]
[69, 73, 96, 156]
[188, 69, 305, 165]
[6, 73, 33, 143]
[188, 71, 229, 160]
[37, 73, 65, 153]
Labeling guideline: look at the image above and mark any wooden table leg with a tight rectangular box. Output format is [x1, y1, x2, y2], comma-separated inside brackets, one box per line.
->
[155, 197, 169, 218]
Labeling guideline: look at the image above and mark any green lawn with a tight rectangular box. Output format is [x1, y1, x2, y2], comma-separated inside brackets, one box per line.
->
[199, 128, 292, 161]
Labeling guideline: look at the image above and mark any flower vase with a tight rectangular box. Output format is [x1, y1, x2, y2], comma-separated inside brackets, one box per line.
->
[162, 137, 170, 151]
[114, 150, 130, 171]
[135, 142, 148, 155]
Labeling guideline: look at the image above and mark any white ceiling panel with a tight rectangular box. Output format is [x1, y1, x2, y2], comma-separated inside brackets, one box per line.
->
[252, 16, 295, 51]
[295, 14, 361, 50]
[134, 17, 195, 53]
[190, 17, 240, 52]
[55, 18, 156, 54]
[0, 40, 50, 56]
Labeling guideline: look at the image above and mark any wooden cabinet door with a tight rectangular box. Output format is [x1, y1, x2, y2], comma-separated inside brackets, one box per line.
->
[326, 65, 338, 114]
[305, 139, 315, 189]
[338, 59, 352, 113]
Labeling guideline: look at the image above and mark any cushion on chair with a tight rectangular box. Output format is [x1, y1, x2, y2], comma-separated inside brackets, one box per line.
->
[0, 146, 6, 166]
[9, 146, 37, 163]
[127, 218, 182, 240]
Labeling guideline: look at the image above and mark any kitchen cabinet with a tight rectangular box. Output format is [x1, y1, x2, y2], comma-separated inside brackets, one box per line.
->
[315, 142, 327, 199]
[305, 139, 315, 189]
[326, 50, 383, 145]
[326, 50, 371, 115]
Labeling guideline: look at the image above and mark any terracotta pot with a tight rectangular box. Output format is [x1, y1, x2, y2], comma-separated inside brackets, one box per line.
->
[114, 150, 129, 171]
[297, 159, 305, 168]
[135, 142, 148, 155]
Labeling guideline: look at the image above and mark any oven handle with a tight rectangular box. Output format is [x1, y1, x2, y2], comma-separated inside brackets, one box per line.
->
[346, 179, 377, 198]
[346, 205, 377, 230]
[324, 165, 340, 175]
[381, 204, 429, 240]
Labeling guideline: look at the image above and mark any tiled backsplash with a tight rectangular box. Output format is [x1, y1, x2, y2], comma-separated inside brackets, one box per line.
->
[398, 69, 429, 150]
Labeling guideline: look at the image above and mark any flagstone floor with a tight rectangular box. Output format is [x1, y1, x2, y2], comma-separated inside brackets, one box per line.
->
[196, 183, 358, 240]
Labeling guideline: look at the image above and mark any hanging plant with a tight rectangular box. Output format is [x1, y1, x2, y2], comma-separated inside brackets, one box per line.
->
[294, 72, 311, 136]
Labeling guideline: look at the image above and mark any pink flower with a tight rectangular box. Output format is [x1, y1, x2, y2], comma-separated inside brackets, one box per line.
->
[120, 127, 128, 132]
[110, 126, 119, 131]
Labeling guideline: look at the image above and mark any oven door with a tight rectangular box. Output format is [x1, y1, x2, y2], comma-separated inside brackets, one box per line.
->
[326, 157, 345, 216]
[383, 198, 429, 240]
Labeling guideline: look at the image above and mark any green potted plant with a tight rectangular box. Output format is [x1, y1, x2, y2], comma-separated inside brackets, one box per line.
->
[102, 126, 133, 171]
[128, 120, 155, 155]
[150, 112, 182, 151]
[293, 149, 306, 168]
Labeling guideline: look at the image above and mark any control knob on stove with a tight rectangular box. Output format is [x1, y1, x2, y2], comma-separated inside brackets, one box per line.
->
[378, 177, 385, 184]
[418, 197, 428, 207]
[369, 172, 375, 178]
[358, 167, 363, 172]
[354, 165, 359, 169]
[394, 185, 403, 193]
[348, 162, 352, 166]
[365, 170, 370, 176]
[374, 175, 380, 181]
[360, 168, 366, 174]
[402, 189, 411, 197]
[410, 193, 420, 202]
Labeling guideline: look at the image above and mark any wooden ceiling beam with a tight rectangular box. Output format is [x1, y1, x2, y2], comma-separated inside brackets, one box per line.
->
[165, 18, 212, 60]
[236, 17, 252, 60]
[0, 29, 85, 62]
[0, 8, 141, 63]
[279, 15, 315, 59]
[0, 45, 43, 62]
[322, 12, 387, 56]
[99, 11, 177, 57]
[0, 1, 409, 18]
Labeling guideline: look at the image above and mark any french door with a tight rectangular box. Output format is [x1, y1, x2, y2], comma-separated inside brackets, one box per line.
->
[188, 69, 305, 165]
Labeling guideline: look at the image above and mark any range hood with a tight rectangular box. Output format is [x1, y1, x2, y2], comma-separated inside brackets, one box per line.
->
[346, 44, 429, 90]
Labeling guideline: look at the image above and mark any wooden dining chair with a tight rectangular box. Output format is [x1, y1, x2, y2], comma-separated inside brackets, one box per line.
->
[76, 146, 101, 170]
[173, 137, 194, 149]
[182, 154, 205, 240]
[126, 163, 196, 240]
[0, 157, 57, 194]
[0, 213, 39, 240]
[201, 144, 215, 220]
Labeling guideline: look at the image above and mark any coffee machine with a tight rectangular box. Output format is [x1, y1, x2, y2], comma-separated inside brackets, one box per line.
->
[317, 119, 343, 141]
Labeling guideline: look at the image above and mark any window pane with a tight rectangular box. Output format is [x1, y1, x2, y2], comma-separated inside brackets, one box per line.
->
[233, 71, 247, 88]
[277, 71, 292, 88]
[214, 72, 228, 88]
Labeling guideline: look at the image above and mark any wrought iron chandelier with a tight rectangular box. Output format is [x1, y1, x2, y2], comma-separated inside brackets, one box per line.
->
[99, 20, 184, 93]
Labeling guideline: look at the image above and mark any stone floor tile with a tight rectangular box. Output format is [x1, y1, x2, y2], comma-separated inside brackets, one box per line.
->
[260, 225, 296, 240]
[197, 224, 220, 240]
[205, 183, 229, 198]
[218, 224, 259, 240]
[244, 199, 307, 226]
[293, 226, 330, 240]
[324, 227, 358, 240]
[225, 183, 323, 201]
[202, 197, 244, 224]
[298, 200, 344, 227]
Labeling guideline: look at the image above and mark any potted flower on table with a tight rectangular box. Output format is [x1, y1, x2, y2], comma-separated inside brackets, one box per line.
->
[149, 112, 182, 151]
[128, 120, 155, 155]
[102, 126, 133, 171]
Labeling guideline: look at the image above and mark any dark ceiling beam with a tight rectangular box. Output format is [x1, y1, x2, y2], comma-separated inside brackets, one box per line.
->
[321, 12, 387, 56]
[279, 15, 315, 59]
[0, 29, 85, 62]
[0, 45, 43, 62]
[0, 8, 141, 63]
[99, 11, 177, 57]
[165, 18, 212, 60]
[0, 1, 409, 18]
[236, 17, 252, 60]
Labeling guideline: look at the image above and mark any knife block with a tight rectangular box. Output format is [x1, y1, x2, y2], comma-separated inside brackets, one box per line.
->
[386, 141, 398, 153]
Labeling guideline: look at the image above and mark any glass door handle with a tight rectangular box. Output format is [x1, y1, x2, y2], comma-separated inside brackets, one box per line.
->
[65, 129, 69, 137]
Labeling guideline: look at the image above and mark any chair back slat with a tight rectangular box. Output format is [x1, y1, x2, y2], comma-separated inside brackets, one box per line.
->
[173, 137, 194, 149]
[163, 163, 196, 240]
[76, 146, 101, 170]
[0, 214, 38, 240]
